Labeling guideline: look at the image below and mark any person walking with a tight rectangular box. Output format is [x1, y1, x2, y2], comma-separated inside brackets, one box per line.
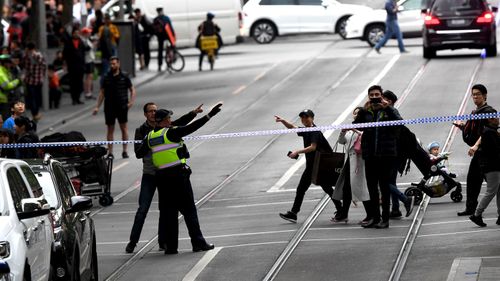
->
[275, 110, 343, 223]
[333, 107, 371, 223]
[354, 85, 403, 229]
[469, 118, 500, 227]
[454, 84, 497, 216]
[374, 0, 407, 54]
[134, 9, 153, 70]
[136, 104, 222, 254]
[125, 102, 204, 253]
[81, 27, 96, 100]
[153, 7, 176, 72]
[62, 26, 86, 105]
[23, 42, 46, 121]
[196, 12, 223, 71]
[93, 56, 136, 158]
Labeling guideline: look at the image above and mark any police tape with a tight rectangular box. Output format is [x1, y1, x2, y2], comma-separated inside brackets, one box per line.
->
[1, 112, 499, 149]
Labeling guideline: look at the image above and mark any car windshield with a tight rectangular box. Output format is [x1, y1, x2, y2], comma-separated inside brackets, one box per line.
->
[35, 171, 60, 209]
[431, 0, 486, 16]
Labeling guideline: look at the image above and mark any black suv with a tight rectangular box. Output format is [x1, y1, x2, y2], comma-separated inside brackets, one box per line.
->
[422, 0, 497, 58]
[27, 155, 98, 281]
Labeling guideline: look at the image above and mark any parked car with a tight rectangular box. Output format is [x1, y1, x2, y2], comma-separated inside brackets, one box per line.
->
[241, 0, 371, 44]
[28, 155, 97, 281]
[422, 0, 497, 58]
[344, 0, 424, 46]
[0, 159, 53, 281]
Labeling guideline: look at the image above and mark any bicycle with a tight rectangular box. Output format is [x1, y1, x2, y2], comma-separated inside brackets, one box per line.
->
[200, 35, 219, 70]
[165, 44, 185, 72]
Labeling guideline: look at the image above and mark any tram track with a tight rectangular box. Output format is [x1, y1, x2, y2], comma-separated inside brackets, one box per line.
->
[103, 39, 374, 281]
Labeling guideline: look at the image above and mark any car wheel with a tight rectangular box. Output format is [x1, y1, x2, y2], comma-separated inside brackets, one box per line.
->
[90, 234, 98, 281]
[423, 46, 436, 59]
[365, 24, 385, 47]
[251, 20, 277, 44]
[486, 43, 497, 57]
[336, 16, 350, 39]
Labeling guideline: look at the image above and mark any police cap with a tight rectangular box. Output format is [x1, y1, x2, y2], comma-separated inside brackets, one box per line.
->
[155, 109, 173, 122]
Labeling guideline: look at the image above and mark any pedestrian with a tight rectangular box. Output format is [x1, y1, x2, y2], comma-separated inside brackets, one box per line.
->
[98, 14, 120, 77]
[93, 56, 136, 159]
[52, 50, 64, 71]
[137, 104, 223, 254]
[14, 116, 39, 159]
[125, 102, 204, 253]
[62, 25, 86, 105]
[0, 128, 15, 158]
[454, 84, 497, 216]
[0, 54, 20, 123]
[381, 90, 414, 219]
[354, 85, 403, 228]
[47, 64, 62, 109]
[469, 118, 500, 227]
[196, 12, 223, 71]
[374, 0, 407, 54]
[334, 107, 371, 223]
[275, 110, 343, 223]
[130, 14, 145, 70]
[3, 100, 25, 132]
[153, 7, 176, 72]
[81, 27, 96, 100]
[134, 8, 153, 70]
[23, 42, 46, 121]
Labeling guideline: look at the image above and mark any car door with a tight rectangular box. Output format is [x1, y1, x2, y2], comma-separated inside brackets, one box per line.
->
[297, 0, 334, 33]
[259, 0, 300, 34]
[398, 0, 424, 34]
[7, 166, 49, 281]
[54, 164, 92, 276]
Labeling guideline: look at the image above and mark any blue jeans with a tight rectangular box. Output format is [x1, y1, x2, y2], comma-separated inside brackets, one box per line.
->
[390, 183, 408, 212]
[129, 174, 162, 244]
[374, 19, 406, 52]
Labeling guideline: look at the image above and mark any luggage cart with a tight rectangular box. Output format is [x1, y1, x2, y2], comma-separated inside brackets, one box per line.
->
[56, 147, 114, 207]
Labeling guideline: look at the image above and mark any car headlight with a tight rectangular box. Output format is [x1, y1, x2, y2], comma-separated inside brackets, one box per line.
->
[0, 242, 10, 259]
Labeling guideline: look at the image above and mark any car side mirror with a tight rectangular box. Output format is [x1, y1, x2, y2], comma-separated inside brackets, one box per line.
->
[68, 196, 93, 213]
[0, 260, 10, 275]
[492, 6, 498, 13]
[18, 198, 50, 220]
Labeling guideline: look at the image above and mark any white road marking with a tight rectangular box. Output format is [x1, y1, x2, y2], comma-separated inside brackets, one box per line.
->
[112, 161, 129, 173]
[232, 85, 246, 95]
[302, 236, 404, 242]
[182, 247, 222, 281]
[98, 240, 150, 245]
[419, 228, 500, 238]
[267, 54, 401, 192]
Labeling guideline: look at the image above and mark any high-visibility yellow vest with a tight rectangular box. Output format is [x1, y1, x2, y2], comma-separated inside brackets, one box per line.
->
[147, 128, 186, 169]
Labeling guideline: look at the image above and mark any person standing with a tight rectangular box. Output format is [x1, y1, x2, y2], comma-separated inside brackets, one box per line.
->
[125, 102, 204, 253]
[93, 57, 136, 159]
[275, 110, 343, 223]
[137, 104, 222, 254]
[454, 84, 497, 216]
[2, 100, 25, 132]
[62, 26, 86, 105]
[23, 42, 46, 121]
[0, 55, 20, 123]
[134, 9, 153, 70]
[14, 116, 39, 159]
[81, 27, 96, 100]
[98, 14, 120, 78]
[153, 7, 176, 72]
[374, 0, 407, 54]
[354, 85, 403, 229]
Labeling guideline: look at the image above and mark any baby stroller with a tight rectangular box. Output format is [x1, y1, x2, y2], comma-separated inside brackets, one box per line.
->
[404, 154, 462, 205]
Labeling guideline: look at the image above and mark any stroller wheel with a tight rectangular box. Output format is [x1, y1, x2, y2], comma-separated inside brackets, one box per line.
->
[99, 194, 114, 206]
[405, 187, 423, 205]
[450, 191, 463, 202]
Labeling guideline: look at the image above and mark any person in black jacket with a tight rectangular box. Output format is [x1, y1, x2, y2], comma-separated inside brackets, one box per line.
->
[62, 25, 86, 105]
[134, 9, 153, 70]
[196, 12, 223, 71]
[469, 118, 500, 227]
[14, 116, 39, 159]
[125, 102, 203, 253]
[454, 84, 497, 216]
[354, 85, 403, 229]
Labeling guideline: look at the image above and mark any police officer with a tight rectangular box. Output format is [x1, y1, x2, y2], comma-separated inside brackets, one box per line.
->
[139, 103, 223, 254]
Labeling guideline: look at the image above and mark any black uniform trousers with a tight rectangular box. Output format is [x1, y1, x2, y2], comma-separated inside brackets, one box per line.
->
[466, 152, 485, 212]
[141, 35, 151, 67]
[364, 156, 398, 222]
[291, 165, 342, 215]
[157, 36, 166, 68]
[156, 165, 207, 251]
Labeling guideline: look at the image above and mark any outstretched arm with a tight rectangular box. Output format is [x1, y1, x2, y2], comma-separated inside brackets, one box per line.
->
[275, 115, 297, 129]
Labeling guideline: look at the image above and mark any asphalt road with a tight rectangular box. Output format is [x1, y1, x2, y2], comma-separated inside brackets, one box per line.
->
[50, 29, 500, 281]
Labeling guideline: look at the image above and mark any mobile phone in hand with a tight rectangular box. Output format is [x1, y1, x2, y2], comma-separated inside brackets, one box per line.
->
[287, 151, 298, 160]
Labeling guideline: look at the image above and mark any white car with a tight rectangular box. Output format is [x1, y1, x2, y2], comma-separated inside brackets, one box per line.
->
[344, 0, 424, 46]
[0, 159, 53, 281]
[241, 0, 372, 44]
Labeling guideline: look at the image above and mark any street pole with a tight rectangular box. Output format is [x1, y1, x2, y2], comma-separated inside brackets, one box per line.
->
[29, 0, 49, 111]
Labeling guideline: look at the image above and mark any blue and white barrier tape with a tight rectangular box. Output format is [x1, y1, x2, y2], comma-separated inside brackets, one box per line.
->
[1, 112, 499, 149]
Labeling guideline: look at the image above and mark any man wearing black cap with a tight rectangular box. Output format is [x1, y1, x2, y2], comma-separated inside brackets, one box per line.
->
[125, 102, 203, 253]
[137, 103, 222, 254]
[275, 109, 343, 223]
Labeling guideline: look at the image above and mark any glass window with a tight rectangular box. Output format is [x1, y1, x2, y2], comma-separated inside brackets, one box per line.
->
[36, 171, 59, 209]
[21, 165, 43, 198]
[260, 0, 296, 5]
[402, 0, 422, 10]
[432, 0, 485, 14]
[7, 167, 31, 213]
[53, 164, 75, 208]
[298, 0, 321, 5]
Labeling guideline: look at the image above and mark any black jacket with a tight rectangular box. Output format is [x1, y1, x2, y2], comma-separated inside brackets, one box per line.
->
[462, 103, 497, 146]
[478, 126, 500, 173]
[354, 105, 403, 159]
[15, 131, 39, 159]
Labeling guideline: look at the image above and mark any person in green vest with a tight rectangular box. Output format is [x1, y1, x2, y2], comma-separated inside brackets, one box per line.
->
[0, 54, 20, 126]
[138, 103, 223, 254]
